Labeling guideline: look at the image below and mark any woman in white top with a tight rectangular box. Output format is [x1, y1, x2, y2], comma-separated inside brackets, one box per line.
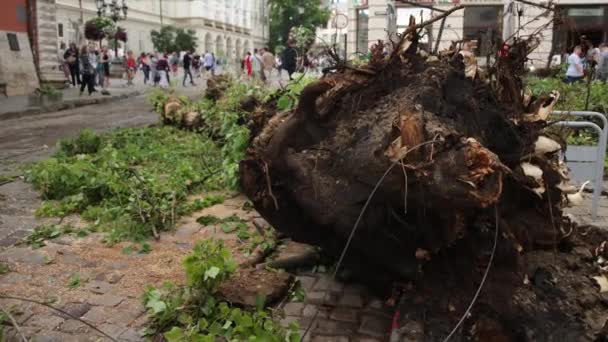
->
[565, 45, 584, 84]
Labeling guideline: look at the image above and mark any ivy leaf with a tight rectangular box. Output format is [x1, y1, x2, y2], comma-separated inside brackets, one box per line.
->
[145, 289, 167, 314]
[164, 326, 186, 342]
[204, 266, 220, 280]
[276, 96, 293, 111]
[220, 223, 237, 233]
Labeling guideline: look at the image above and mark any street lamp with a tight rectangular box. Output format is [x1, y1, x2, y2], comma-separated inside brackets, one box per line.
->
[95, 0, 128, 22]
[95, 0, 129, 63]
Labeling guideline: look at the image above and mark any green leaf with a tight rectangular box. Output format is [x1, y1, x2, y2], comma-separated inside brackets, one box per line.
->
[221, 223, 237, 233]
[164, 326, 186, 342]
[204, 266, 220, 280]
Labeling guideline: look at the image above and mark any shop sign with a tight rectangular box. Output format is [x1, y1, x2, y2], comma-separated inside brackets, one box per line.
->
[568, 8, 604, 17]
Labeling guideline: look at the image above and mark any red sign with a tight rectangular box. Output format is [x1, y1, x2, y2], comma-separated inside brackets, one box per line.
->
[0, 0, 28, 33]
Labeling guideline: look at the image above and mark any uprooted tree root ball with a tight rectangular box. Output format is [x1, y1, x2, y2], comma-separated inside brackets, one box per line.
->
[240, 21, 608, 341]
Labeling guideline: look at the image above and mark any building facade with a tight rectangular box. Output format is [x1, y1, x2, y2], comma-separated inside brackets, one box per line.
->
[0, 0, 39, 96]
[55, 0, 269, 60]
[335, 0, 608, 67]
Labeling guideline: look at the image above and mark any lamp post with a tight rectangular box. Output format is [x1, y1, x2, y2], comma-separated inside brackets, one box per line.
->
[95, 0, 128, 60]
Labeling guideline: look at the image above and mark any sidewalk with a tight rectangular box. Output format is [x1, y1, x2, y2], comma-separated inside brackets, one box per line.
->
[0, 77, 149, 121]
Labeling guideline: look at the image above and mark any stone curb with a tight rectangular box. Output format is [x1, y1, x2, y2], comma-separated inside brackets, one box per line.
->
[0, 91, 142, 121]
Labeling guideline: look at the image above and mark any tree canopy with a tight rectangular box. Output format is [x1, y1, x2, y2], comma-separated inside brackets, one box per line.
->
[151, 26, 198, 53]
[84, 17, 116, 42]
[267, 0, 330, 51]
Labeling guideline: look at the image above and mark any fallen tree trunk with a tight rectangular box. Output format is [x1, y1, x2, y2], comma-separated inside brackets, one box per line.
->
[241, 31, 568, 276]
[238, 18, 608, 339]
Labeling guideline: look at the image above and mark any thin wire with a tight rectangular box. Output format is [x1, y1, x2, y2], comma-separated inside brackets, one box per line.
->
[300, 139, 439, 341]
[442, 205, 500, 342]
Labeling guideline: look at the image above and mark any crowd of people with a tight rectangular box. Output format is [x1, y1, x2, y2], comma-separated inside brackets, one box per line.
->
[565, 40, 608, 83]
[57, 38, 318, 95]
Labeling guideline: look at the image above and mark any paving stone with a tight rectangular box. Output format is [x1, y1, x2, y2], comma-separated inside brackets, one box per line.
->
[88, 293, 124, 307]
[338, 292, 364, 308]
[283, 302, 305, 316]
[297, 275, 317, 291]
[81, 306, 111, 324]
[306, 291, 338, 306]
[343, 284, 366, 294]
[118, 328, 143, 342]
[174, 224, 200, 239]
[280, 315, 300, 328]
[58, 302, 92, 319]
[0, 247, 46, 265]
[1, 272, 32, 284]
[99, 322, 128, 338]
[105, 300, 145, 325]
[95, 271, 124, 284]
[108, 261, 129, 270]
[253, 217, 270, 230]
[59, 319, 93, 333]
[311, 336, 349, 342]
[25, 314, 64, 329]
[303, 304, 319, 317]
[330, 307, 359, 323]
[358, 315, 390, 338]
[315, 319, 357, 335]
[314, 276, 344, 292]
[86, 280, 113, 294]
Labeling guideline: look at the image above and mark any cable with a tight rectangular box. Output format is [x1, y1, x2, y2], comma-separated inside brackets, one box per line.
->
[442, 205, 500, 342]
[300, 139, 439, 341]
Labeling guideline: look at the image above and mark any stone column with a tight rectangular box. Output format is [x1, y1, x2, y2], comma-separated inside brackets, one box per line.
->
[367, 0, 396, 50]
[35, 0, 66, 86]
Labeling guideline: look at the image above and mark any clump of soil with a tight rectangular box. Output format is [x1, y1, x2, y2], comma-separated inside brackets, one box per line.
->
[239, 19, 607, 340]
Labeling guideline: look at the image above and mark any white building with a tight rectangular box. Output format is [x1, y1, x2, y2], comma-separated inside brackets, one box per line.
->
[331, 0, 608, 67]
[55, 0, 269, 59]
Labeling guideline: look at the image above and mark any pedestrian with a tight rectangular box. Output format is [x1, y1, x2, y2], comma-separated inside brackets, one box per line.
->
[126, 51, 137, 86]
[203, 51, 216, 77]
[565, 45, 584, 84]
[64, 42, 81, 86]
[150, 53, 159, 86]
[170, 52, 179, 78]
[58, 42, 70, 83]
[157, 54, 170, 88]
[88, 45, 99, 83]
[140, 53, 151, 85]
[275, 55, 283, 79]
[211, 53, 217, 76]
[79, 45, 96, 96]
[182, 50, 195, 87]
[193, 52, 201, 78]
[597, 43, 608, 82]
[251, 48, 264, 82]
[97, 47, 111, 92]
[262, 47, 275, 82]
[245, 52, 253, 78]
[282, 40, 297, 80]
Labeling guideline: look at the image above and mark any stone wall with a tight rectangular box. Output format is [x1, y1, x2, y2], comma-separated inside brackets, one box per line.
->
[36, 0, 66, 85]
[0, 31, 39, 96]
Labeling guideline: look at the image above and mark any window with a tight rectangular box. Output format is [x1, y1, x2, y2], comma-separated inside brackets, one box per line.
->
[58, 23, 64, 38]
[463, 6, 503, 56]
[7, 33, 20, 51]
[356, 9, 369, 54]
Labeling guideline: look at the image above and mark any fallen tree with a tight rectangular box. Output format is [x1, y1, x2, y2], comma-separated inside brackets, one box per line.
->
[240, 13, 608, 341]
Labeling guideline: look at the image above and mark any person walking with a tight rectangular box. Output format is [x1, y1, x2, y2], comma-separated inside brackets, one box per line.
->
[251, 48, 264, 82]
[262, 47, 275, 82]
[193, 52, 201, 78]
[64, 43, 81, 86]
[88, 46, 99, 86]
[79, 45, 96, 96]
[203, 51, 216, 77]
[597, 43, 608, 82]
[245, 52, 253, 78]
[126, 51, 137, 86]
[97, 47, 111, 93]
[140, 53, 151, 85]
[182, 50, 195, 87]
[150, 53, 159, 86]
[565, 45, 584, 84]
[58, 42, 70, 84]
[157, 54, 170, 88]
[282, 40, 297, 80]
[170, 52, 179, 78]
